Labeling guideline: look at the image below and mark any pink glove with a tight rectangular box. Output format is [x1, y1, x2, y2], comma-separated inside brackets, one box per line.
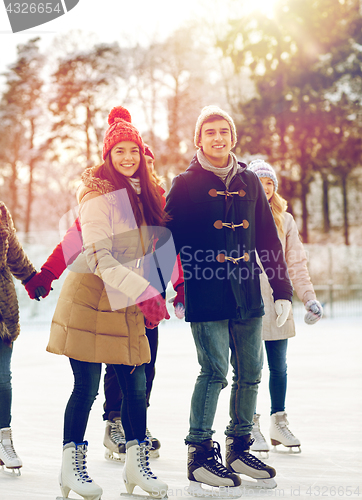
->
[25, 269, 56, 300]
[136, 285, 170, 327]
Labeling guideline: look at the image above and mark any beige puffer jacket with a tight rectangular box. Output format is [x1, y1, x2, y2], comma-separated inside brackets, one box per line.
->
[258, 212, 316, 340]
[47, 168, 153, 365]
[0, 202, 36, 346]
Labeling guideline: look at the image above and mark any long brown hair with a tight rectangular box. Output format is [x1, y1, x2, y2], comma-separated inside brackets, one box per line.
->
[94, 149, 165, 228]
[269, 191, 287, 238]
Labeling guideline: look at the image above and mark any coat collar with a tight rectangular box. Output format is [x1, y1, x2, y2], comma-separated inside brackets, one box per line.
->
[186, 153, 248, 190]
[77, 166, 118, 205]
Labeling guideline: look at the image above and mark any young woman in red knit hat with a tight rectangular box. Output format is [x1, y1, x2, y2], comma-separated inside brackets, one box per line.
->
[45, 106, 169, 500]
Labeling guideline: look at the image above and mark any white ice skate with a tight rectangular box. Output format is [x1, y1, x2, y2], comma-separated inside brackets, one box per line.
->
[57, 441, 103, 500]
[0, 427, 22, 476]
[103, 417, 126, 462]
[270, 411, 301, 453]
[122, 439, 168, 499]
[250, 414, 270, 458]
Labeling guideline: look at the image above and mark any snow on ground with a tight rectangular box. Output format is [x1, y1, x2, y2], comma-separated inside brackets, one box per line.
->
[2, 240, 362, 500]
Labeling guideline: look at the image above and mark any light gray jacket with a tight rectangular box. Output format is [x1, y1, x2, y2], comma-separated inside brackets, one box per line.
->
[258, 212, 316, 340]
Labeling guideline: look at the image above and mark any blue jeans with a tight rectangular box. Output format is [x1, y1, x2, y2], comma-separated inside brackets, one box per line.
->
[64, 358, 147, 445]
[264, 339, 288, 415]
[186, 317, 263, 443]
[0, 339, 12, 429]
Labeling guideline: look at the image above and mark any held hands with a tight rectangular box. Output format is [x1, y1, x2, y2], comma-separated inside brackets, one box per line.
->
[24, 269, 56, 300]
[274, 299, 291, 327]
[304, 299, 323, 325]
[136, 285, 170, 329]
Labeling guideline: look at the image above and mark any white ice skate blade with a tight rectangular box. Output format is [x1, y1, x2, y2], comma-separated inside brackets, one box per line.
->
[57, 495, 102, 500]
[0, 464, 21, 476]
[240, 477, 277, 490]
[121, 492, 167, 499]
[105, 448, 126, 462]
[271, 444, 301, 454]
[186, 481, 242, 498]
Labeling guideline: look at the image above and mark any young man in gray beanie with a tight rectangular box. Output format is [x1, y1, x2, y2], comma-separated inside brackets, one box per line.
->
[165, 105, 293, 494]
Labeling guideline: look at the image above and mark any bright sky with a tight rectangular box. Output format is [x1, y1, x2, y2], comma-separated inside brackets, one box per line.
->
[0, 0, 222, 65]
[0, 0, 277, 71]
[0, 0, 276, 139]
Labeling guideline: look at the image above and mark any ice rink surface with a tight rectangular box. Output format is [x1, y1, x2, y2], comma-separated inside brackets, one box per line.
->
[2, 311, 361, 500]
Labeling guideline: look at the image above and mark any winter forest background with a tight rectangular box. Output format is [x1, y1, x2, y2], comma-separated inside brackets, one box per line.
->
[1, 0, 362, 313]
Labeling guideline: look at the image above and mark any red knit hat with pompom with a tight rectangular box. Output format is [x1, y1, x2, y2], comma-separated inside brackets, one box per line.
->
[102, 106, 145, 160]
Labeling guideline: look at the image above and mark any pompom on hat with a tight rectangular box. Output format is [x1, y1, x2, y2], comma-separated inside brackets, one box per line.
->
[102, 106, 145, 160]
[248, 159, 278, 193]
[194, 105, 237, 149]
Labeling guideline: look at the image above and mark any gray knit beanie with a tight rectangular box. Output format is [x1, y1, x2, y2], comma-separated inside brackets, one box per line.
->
[248, 159, 278, 193]
[194, 105, 237, 149]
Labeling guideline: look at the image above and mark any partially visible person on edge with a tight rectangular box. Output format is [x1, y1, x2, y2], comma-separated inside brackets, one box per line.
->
[43, 106, 170, 500]
[165, 105, 294, 494]
[0, 202, 38, 475]
[248, 159, 323, 455]
[25, 144, 183, 463]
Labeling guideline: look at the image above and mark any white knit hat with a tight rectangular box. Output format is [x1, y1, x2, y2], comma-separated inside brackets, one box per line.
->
[194, 105, 237, 149]
[248, 159, 278, 193]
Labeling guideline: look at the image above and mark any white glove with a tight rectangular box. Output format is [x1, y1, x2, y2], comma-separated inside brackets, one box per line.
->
[274, 299, 291, 327]
[174, 303, 185, 319]
[304, 299, 323, 325]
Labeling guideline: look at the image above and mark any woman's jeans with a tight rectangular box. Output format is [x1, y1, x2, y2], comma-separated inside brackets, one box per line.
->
[0, 338, 13, 429]
[103, 326, 158, 420]
[264, 338, 288, 415]
[186, 317, 263, 443]
[64, 358, 146, 446]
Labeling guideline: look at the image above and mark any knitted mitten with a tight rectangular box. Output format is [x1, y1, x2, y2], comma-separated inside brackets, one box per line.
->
[136, 286, 170, 326]
[25, 269, 56, 299]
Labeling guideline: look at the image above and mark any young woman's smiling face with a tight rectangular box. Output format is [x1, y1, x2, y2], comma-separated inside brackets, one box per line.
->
[110, 141, 140, 177]
[259, 176, 275, 201]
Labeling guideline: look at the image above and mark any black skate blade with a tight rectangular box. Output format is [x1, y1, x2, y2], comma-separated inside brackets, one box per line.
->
[187, 482, 242, 498]
[121, 493, 168, 499]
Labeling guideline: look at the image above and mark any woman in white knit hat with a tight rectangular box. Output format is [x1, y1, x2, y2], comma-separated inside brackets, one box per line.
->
[248, 159, 323, 454]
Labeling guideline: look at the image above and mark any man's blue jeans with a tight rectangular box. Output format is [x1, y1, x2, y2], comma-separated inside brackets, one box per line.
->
[0, 338, 12, 428]
[265, 339, 288, 415]
[186, 317, 263, 443]
[64, 358, 147, 445]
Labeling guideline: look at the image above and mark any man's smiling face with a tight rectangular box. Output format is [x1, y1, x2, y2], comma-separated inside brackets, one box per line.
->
[197, 118, 232, 168]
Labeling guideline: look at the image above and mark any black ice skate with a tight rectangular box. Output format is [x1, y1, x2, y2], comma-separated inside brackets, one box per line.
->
[187, 439, 242, 498]
[146, 427, 161, 458]
[103, 416, 126, 462]
[225, 435, 277, 489]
